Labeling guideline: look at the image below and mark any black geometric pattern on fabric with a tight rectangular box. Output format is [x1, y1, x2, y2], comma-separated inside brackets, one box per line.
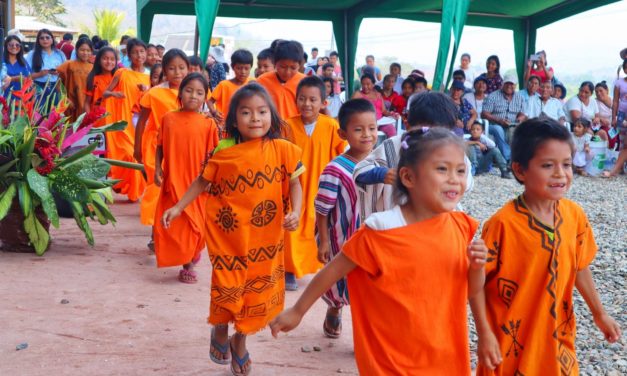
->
[209, 165, 289, 196]
[248, 242, 284, 263]
[501, 319, 524, 357]
[497, 278, 519, 308]
[485, 240, 503, 284]
[211, 285, 244, 304]
[210, 255, 248, 271]
[250, 200, 278, 227]
[244, 265, 285, 295]
[215, 206, 238, 233]
[558, 343, 577, 375]
[556, 300, 576, 338]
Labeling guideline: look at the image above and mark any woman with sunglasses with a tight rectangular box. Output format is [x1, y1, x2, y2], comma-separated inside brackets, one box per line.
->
[2, 35, 32, 99]
[25, 29, 66, 111]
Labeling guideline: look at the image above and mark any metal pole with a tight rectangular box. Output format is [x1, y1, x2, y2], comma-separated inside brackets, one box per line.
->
[193, 21, 199, 56]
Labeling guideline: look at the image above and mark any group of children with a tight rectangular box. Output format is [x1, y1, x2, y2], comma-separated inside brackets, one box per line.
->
[85, 37, 622, 375]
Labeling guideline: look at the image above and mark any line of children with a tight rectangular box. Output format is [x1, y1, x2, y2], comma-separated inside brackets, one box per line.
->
[283, 76, 347, 290]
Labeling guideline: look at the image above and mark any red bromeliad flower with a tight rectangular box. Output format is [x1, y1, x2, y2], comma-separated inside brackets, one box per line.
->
[11, 78, 36, 118]
[34, 132, 61, 175]
[79, 106, 106, 129]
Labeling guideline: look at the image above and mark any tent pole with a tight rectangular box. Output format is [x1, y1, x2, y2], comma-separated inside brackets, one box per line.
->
[193, 22, 199, 56]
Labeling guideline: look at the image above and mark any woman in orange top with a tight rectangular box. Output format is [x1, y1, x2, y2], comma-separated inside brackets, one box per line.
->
[57, 38, 93, 122]
[271, 128, 488, 375]
[134, 49, 189, 229]
[84, 46, 117, 127]
[162, 83, 304, 376]
[256, 40, 306, 120]
[153, 73, 218, 281]
[103, 38, 150, 202]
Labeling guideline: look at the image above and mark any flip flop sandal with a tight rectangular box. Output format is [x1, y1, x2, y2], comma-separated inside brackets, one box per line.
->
[229, 339, 252, 376]
[209, 327, 230, 365]
[178, 268, 198, 284]
[323, 312, 342, 339]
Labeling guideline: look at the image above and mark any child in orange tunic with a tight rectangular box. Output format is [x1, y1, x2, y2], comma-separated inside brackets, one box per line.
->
[283, 76, 347, 290]
[153, 73, 218, 282]
[134, 49, 189, 232]
[272, 127, 488, 375]
[256, 40, 306, 120]
[57, 38, 93, 122]
[255, 48, 274, 78]
[84, 47, 117, 127]
[471, 118, 621, 375]
[209, 49, 253, 124]
[162, 83, 304, 376]
[103, 38, 150, 202]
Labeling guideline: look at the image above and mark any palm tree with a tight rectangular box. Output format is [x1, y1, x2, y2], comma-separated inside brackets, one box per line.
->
[80, 9, 135, 45]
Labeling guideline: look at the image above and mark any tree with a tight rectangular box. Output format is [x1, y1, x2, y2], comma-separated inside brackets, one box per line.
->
[16, 0, 67, 27]
[80, 9, 135, 45]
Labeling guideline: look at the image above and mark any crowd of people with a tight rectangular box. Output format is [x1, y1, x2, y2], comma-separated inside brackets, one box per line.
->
[2, 28, 625, 375]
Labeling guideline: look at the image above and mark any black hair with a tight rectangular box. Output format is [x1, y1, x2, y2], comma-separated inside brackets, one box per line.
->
[321, 77, 335, 96]
[407, 92, 457, 129]
[146, 43, 157, 51]
[401, 77, 416, 90]
[273, 40, 304, 63]
[257, 48, 274, 63]
[554, 83, 567, 99]
[527, 75, 541, 84]
[329, 51, 338, 58]
[486, 55, 501, 74]
[338, 98, 375, 131]
[225, 82, 283, 141]
[594, 81, 608, 91]
[580, 81, 594, 93]
[231, 49, 253, 66]
[390, 62, 401, 70]
[119, 35, 130, 44]
[270, 39, 285, 51]
[573, 117, 590, 129]
[78, 34, 89, 40]
[63, 33, 73, 41]
[511, 117, 574, 184]
[74, 38, 94, 61]
[91, 35, 101, 45]
[303, 52, 308, 63]
[126, 38, 147, 56]
[395, 127, 466, 202]
[453, 69, 466, 79]
[86, 46, 118, 92]
[95, 40, 109, 50]
[4, 35, 27, 67]
[156, 44, 165, 50]
[361, 66, 376, 78]
[322, 62, 334, 71]
[360, 73, 376, 85]
[383, 74, 396, 83]
[31, 29, 57, 73]
[296, 75, 326, 102]
[161, 48, 189, 71]
[366, 54, 375, 61]
[188, 55, 203, 67]
[311, 47, 318, 52]
[413, 76, 428, 87]
[150, 63, 162, 85]
[623, 59, 627, 70]
[177, 72, 209, 105]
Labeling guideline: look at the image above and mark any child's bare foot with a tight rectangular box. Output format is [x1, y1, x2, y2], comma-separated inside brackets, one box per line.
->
[210, 324, 230, 364]
[323, 307, 342, 338]
[230, 332, 251, 375]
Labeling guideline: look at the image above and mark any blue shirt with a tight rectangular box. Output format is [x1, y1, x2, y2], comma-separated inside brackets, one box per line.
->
[25, 49, 66, 83]
[2, 59, 32, 97]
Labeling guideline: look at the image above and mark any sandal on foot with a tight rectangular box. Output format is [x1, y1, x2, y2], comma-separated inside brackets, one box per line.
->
[178, 268, 198, 284]
[229, 339, 251, 376]
[209, 327, 230, 365]
[323, 311, 342, 339]
[285, 272, 298, 291]
[147, 239, 154, 252]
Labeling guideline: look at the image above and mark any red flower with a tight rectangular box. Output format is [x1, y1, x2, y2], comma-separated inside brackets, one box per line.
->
[35, 156, 55, 175]
[79, 106, 106, 129]
[0, 96, 9, 127]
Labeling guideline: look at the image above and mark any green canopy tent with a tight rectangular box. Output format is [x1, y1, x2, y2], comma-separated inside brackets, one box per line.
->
[137, 0, 619, 94]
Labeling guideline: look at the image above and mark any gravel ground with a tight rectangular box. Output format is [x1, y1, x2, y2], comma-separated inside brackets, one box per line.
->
[462, 173, 627, 375]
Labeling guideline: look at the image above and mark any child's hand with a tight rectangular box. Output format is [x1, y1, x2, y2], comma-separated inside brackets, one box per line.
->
[106, 91, 125, 99]
[456, 119, 464, 128]
[154, 168, 163, 187]
[162, 206, 182, 228]
[594, 312, 621, 343]
[269, 307, 303, 338]
[213, 111, 224, 124]
[317, 242, 330, 264]
[468, 239, 488, 269]
[384, 168, 397, 185]
[479, 143, 488, 152]
[477, 329, 502, 370]
[283, 211, 299, 231]
[137, 84, 149, 92]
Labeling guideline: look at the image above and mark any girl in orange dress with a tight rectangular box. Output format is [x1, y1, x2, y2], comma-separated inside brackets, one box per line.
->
[162, 83, 304, 376]
[152, 73, 218, 282]
[57, 37, 93, 122]
[84, 46, 117, 124]
[271, 128, 488, 376]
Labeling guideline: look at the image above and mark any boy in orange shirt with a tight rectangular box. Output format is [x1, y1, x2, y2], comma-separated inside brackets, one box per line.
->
[255, 48, 274, 78]
[283, 76, 347, 290]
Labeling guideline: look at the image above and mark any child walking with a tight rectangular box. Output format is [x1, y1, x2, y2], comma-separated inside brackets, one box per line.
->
[56, 38, 93, 122]
[84, 47, 118, 126]
[134, 49, 189, 233]
[283, 76, 347, 290]
[471, 118, 621, 375]
[162, 83, 304, 375]
[209, 49, 254, 127]
[314, 98, 377, 338]
[153, 73, 219, 282]
[271, 127, 488, 375]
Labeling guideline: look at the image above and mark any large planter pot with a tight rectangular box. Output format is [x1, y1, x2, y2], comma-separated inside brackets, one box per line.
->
[0, 201, 51, 253]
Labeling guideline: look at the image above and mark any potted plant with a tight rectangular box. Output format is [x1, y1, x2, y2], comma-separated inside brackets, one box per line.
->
[0, 78, 140, 255]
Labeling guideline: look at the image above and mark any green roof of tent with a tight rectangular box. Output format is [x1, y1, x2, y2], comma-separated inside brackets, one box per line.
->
[137, 0, 618, 93]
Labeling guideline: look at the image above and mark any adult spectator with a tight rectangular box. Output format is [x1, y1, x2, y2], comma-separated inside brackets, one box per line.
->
[206, 46, 227, 90]
[57, 33, 74, 60]
[359, 55, 382, 82]
[449, 80, 476, 135]
[307, 47, 318, 67]
[352, 73, 399, 138]
[2, 35, 32, 98]
[481, 73, 525, 161]
[612, 59, 627, 151]
[328, 51, 343, 93]
[595, 81, 617, 148]
[518, 75, 540, 108]
[564, 81, 607, 141]
[476, 55, 503, 94]
[389, 62, 403, 94]
[452, 69, 472, 94]
[524, 50, 554, 84]
[69, 34, 88, 60]
[463, 77, 488, 119]
[26, 29, 66, 111]
[525, 81, 566, 126]
[458, 53, 475, 91]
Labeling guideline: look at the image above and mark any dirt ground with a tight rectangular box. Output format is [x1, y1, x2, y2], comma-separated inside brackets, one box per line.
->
[0, 198, 358, 375]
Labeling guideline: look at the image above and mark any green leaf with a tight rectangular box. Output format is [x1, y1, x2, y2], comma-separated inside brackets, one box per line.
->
[94, 187, 114, 203]
[18, 132, 36, 174]
[0, 183, 17, 220]
[91, 192, 116, 223]
[101, 158, 145, 171]
[26, 170, 59, 228]
[88, 120, 127, 134]
[65, 154, 111, 180]
[0, 134, 12, 146]
[17, 181, 32, 216]
[0, 159, 18, 177]
[23, 211, 50, 256]
[90, 202, 109, 225]
[56, 141, 98, 167]
[70, 201, 94, 246]
[71, 112, 87, 132]
[50, 169, 90, 202]
[9, 116, 29, 139]
[78, 177, 109, 189]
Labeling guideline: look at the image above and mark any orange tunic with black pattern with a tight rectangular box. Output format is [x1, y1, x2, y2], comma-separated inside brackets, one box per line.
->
[476, 196, 597, 376]
[201, 137, 304, 334]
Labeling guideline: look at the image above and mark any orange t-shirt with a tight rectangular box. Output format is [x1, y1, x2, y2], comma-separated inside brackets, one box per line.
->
[342, 211, 478, 375]
[211, 78, 252, 119]
[256, 71, 305, 120]
[476, 197, 597, 376]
